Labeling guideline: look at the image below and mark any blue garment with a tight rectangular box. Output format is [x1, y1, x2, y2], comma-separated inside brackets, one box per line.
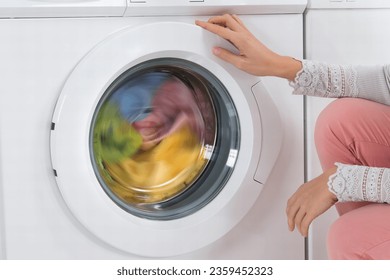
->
[110, 72, 169, 122]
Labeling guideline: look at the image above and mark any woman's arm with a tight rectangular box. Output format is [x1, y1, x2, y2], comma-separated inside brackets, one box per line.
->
[291, 61, 390, 105]
[196, 15, 390, 105]
[287, 163, 390, 237]
[195, 15, 302, 80]
[328, 163, 390, 204]
[197, 14, 390, 237]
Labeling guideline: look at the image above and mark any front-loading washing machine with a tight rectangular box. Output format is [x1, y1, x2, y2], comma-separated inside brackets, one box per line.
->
[305, 0, 390, 259]
[0, 0, 306, 259]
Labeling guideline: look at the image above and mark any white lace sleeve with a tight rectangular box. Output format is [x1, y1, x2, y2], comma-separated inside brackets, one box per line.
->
[290, 60, 390, 105]
[328, 163, 390, 203]
[289, 60, 358, 98]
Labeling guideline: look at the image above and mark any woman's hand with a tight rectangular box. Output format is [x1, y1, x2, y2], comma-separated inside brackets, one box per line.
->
[195, 14, 301, 80]
[286, 166, 339, 237]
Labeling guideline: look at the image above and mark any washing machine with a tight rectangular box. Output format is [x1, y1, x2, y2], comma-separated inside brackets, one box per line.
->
[305, 0, 390, 259]
[0, 0, 306, 259]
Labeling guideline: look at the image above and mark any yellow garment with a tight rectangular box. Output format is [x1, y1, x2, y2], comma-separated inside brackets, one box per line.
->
[103, 126, 207, 204]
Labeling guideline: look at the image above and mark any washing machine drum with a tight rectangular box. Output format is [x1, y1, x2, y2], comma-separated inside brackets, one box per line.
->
[50, 22, 274, 257]
[91, 58, 239, 220]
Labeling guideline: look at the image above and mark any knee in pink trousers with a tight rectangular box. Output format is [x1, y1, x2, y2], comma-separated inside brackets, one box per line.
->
[314, 98, 390, 259]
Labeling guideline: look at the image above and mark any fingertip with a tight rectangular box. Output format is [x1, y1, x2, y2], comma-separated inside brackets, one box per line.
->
[298, 225, 308, 237]
[210, 47, 239, 68]
[212, 47, 221, 56]
[195, 20, 203, 27]
[288, 222, 295, 232]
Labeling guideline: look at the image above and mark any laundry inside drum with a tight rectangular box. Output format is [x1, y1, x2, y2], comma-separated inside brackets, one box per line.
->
[91, 69, 217, 207]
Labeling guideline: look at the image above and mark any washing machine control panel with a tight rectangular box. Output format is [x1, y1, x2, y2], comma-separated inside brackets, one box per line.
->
[125, 0, 307, 16]
[0, 0, 307, 18]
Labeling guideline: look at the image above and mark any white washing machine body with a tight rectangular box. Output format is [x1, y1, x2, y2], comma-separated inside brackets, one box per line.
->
[306, 0, 390, 259]
[0, 0, 306, 259]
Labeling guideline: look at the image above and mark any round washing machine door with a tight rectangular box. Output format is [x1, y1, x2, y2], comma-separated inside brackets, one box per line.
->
[50, 22, 275, 257]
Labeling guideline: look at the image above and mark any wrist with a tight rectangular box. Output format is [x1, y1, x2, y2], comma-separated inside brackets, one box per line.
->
[272, 56, 302, 81]
[325, 165, 339, 202]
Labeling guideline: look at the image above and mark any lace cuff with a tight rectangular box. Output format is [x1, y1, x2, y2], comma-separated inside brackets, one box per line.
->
[290, 60, 358, 98]
[328, 163, 390, 203]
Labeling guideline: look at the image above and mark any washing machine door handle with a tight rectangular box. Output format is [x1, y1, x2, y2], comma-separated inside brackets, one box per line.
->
[251, 81, 283, 185]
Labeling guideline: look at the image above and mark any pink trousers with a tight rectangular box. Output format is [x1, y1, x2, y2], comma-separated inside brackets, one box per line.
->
[315, 98, 390, 259]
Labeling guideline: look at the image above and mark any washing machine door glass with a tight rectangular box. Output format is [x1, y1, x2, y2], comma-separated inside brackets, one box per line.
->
[90, 58, 240, 220]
